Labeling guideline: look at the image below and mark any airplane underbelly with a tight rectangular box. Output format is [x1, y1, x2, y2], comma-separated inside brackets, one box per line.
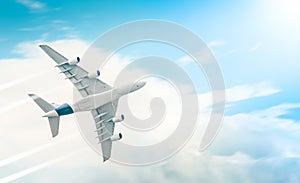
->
[72, 91, 118, 112]
[73, 97, 94, 111]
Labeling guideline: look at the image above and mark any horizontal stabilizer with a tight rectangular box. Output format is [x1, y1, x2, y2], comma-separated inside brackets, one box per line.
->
[28, 94, 54, 113]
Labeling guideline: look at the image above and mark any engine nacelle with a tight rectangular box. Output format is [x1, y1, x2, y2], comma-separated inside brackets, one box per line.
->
[68, 57, 80, 65]
[111, 114, 125, 123]
[88, 70, 100, 78]
[110, 133, 122, 141]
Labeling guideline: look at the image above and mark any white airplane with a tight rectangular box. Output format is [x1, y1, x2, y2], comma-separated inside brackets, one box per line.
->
[29, 45, 146, 162]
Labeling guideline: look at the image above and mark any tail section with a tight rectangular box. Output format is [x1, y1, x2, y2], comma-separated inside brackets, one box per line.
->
[28, 94, 54, 113]
[28, 94, 60, 137]
[47, 116, 60, 137]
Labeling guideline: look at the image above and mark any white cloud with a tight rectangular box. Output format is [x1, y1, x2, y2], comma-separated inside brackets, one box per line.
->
[252, 103, 300, 118]
[18, 26, 44, 32]
[99, 103, 300, 183]
[208, 40, 226, 48]
[249, 42, 262, 52]
[208, 103, 300, 158]
[0, 148, 86, 183]
[0, 135, 76, 168]
[12, 38, 88, 59]
[177, 47, 216, 66]
[0, 73, 42, 92]
[198, 82, 279, 111]
[177, 40, 224, 66]
[226, 82, 279, 103]
[223, 49, 237, 56]
[16, 0, 45, 11]
[178, 55, 194, 65]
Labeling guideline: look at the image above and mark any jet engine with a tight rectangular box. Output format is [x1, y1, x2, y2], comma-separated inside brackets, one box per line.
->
[68, 57, 80, 65]
[110, 133, 122, 141]
[111, 114, 125, 123]
[88, 70, 100, 78]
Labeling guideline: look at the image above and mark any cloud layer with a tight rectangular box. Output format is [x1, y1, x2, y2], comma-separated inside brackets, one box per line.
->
[0, 38, 299, 182]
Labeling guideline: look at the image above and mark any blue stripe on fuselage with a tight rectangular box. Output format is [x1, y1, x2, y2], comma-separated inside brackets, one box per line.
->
[55, 103, 74, 116]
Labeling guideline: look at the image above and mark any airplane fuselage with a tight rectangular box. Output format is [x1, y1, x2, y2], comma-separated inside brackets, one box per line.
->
[73, 88, 123, 112]
[43, 81, 146, 117]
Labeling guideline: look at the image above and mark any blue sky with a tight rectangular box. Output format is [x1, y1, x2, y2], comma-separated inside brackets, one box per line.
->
[0, 0, 300, 182]
[1, 0, 299, 93]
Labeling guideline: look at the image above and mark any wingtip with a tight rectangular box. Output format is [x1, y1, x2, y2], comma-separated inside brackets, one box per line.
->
[103, 157, 109, 162]
[28, 93, 38, 100]
[39, 44, 49, 49]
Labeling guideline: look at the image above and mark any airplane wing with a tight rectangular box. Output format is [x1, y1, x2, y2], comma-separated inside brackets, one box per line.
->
[39, 44, 112, 97]
[91, 100, 118, 162]
[40, 44, 118, 162]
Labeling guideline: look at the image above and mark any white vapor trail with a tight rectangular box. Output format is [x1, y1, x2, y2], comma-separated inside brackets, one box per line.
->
[0, 98, 30, 114]
[0, 86, 62, 114]
[0, 148, 87, 183]
[0, 73, 44, 92]
[0, 135, 77, 168]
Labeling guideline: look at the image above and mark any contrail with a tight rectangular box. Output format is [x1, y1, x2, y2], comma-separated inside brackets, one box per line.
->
[0, 135, 78, 168]
[0, 87, 62, 114]
[0, 72, 44, 92]
[0, 98, 30, 114]
[0, 148, 87, 183]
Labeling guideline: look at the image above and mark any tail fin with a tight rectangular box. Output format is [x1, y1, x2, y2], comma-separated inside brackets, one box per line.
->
[28, 94, 60, 137]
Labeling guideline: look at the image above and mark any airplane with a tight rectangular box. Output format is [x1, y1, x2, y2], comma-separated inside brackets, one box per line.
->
[28, 45, 146, 162]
